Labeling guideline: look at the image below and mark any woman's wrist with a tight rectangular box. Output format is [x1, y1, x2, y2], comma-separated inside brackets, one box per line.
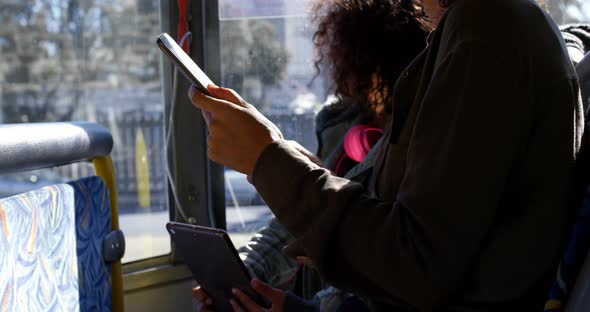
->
[249, 139, 285, 184]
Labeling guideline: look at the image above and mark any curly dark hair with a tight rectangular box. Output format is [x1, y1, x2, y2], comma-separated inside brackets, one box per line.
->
[312, 0, 429, 119]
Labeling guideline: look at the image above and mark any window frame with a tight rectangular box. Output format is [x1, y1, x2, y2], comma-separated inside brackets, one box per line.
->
[161, 0, 223, 234]
[122, 0, 224, 291]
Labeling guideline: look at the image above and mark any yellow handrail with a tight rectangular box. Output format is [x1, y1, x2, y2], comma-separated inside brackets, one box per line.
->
[93, 156, 124, 312]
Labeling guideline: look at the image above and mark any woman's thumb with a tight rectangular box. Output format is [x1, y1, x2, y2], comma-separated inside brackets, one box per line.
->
[207, 85, 246, 107]
[251, 279, 282, 301]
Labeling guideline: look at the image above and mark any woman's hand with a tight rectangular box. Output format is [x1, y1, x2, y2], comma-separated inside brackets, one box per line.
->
[230, 279, 286, 312]
[192, 286, 214, 312]
[189, 85, 283, 179]
[191, 279, 285, 312]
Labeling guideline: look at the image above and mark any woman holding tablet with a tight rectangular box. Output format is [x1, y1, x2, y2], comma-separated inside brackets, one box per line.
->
[192, 0, 583, 310]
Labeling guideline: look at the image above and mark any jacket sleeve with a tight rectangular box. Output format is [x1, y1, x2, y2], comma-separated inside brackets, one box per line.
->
[238, 217, 299, 289]
[560, 24, 590, 63]
[252, 41, 541, 309]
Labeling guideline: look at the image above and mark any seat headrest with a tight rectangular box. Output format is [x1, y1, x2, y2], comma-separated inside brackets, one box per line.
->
[0, 122, 113, 175]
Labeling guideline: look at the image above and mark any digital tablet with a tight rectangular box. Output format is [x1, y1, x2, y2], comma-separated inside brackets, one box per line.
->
[166, 222, 266, 312]
[156, 32, 214, 96]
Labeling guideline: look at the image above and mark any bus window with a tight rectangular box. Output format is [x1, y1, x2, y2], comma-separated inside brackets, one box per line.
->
[0, 0, 169, 263]
[218, 0, 325, 246]
[545, 0, 590, 24]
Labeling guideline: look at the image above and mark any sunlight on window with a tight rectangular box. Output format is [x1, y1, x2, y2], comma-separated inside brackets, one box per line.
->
[0, 0, 169, 263]
[218, 0, 322, 247]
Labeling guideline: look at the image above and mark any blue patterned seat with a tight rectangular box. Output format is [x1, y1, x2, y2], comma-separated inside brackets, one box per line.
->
[0, 176, 113, 311]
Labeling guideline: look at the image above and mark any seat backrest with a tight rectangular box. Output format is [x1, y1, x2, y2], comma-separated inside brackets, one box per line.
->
[0, 122, 123, 311]
[0, 183, 79, 311]
[69, 176, 114, 311]
[0, 176, 114, 311]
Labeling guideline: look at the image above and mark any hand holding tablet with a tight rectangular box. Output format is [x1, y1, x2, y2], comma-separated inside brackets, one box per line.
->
[166, 222, 268, 312]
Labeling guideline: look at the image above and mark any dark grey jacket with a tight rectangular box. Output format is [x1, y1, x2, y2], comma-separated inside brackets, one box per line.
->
[252, 0, 584, 310]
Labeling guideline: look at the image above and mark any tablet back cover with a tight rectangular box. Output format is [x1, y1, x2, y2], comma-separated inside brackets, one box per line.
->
[167, 222, 257, 312]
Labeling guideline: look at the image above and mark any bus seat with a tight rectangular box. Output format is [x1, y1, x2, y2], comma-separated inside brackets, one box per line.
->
[0, 122, 124, 312]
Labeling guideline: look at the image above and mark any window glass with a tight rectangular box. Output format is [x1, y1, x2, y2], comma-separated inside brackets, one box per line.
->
[0, 0, 168, 263]
[219, 0, 323, 246]
[545, 0, 590, 24]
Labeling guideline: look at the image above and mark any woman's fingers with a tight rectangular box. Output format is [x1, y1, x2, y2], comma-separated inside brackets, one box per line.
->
[192, 287, 213, 306]
[192, 282, 285, 312]
[250, 279, 286, 311]
[250, 279, 282, 302]
[192, 286, 215, 312]
[186, 84, 282, 176]
[232, 288, 263, 311]
[192, 286, 207, 302]
[230, 298, 247, 312]
[207, 85, 248, 108]
[188, 85, 235, 114]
